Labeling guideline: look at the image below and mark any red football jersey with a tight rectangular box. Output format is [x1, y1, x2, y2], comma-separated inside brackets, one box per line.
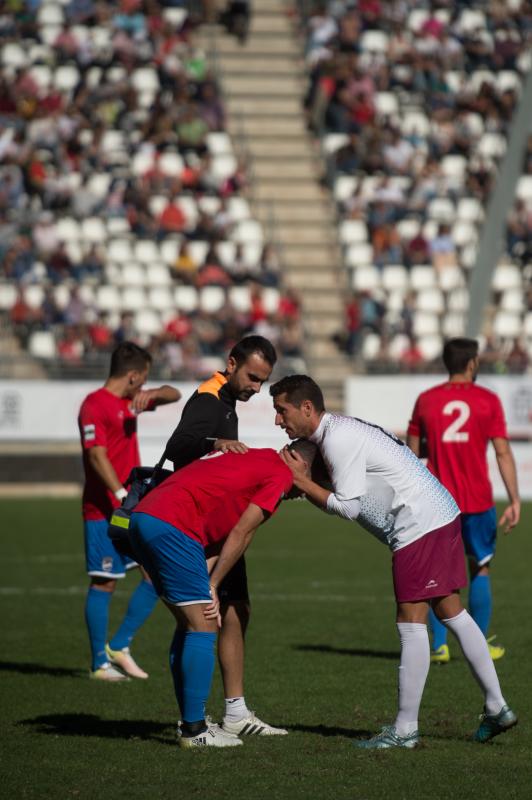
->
[407, 381, 508, 513]
[78, 388, 140, 521]
[136, 449, 293, 547]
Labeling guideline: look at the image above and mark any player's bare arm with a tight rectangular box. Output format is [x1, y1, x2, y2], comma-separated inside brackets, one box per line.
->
[87, 445, 124, 495]
[492, 437, 521, 533]
[209, 503, 265, 591]
[279, 448, 331, 509]
[406, 434, 420, 456]
[130, 384, 181, 413]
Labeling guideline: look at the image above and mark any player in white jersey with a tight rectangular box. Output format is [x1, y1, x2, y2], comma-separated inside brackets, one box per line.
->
[270, 375, 517, 749]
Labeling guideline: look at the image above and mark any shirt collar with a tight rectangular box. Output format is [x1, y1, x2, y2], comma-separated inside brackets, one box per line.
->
[309, 412, 330, 443]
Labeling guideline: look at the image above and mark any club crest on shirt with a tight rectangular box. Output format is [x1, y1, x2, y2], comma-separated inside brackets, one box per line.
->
[102, 557, 113, 572]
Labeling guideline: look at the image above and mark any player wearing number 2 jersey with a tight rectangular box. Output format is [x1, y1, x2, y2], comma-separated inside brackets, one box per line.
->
[407, 338, 520, 664]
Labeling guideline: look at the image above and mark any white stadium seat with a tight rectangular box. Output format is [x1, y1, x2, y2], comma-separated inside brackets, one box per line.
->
[413, 312, 439, 337]
[351, 266, 381, 292]
[135, 240, 159, 264]
[418, 335, 443, 361]
[24, 285, 45, 310]
[28, 331, 56, 359]
[228, 285, 251, 313]
[200, 286, 226, 313]
[339, 220, 368, 245]
[146, 263, 172, 286]
[501, 290, 524, 313]
[416, 288, 445, 314]
[96, 285, 121, 312]
[361, 333, 382, 360]
[0, 283, 17, 310]
[174, 285, 199, 312]
[121, 263, 146, 287]
[262, 288, 280, 314]
[493, 312, 521, 339]
[442, 313, 466, 338]
[122, 287, 146, 311]
[135, 309, 161, 337]
[410, 266, 436, 291]
[381, 265, 409, 292]
[323, 133, 349, 156]
[345, 242, 373, 268]
[206, 133, 233, 155]
[492, 264, 522, 291]
[148, 287, 174, 311]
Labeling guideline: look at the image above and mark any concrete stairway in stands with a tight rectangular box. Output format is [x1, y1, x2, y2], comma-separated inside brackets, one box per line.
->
[198, 0, 350, 410]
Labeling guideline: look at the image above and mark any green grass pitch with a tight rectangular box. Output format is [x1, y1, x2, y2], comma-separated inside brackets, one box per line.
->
[1, 498, 531, 800]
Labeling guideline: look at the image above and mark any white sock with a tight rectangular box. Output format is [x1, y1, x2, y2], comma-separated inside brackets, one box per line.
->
[394, 623, 430, 736]
[443, 609, 505, 715]
[224, 696, 249, 722]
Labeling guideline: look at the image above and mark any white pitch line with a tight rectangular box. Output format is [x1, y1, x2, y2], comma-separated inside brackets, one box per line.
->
[0, 585, 391, 603]
[2, 554, 83, 564]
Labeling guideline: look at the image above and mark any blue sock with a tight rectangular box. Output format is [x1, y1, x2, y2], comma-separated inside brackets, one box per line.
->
[469, 574, 492, 636]
[85, 587, 112, 670]
[429, 607, 448, 650]
[169, 628, 186, 716]
[109, 579, 158, 651]
[178, 631, 217, 723]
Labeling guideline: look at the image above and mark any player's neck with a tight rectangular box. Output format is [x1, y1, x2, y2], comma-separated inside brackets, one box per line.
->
[448, 373, 472, 384]
[104, 377, 129, 398]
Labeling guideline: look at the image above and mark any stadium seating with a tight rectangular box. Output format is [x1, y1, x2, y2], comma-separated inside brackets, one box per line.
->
[0, 3, 301, 379]
[302, 0, 531, 371]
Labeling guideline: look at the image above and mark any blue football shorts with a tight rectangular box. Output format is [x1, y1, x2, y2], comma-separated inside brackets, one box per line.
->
[129, 512, 211, 606]
[461, 507, 498, 566]
[84, 518, 138, 579]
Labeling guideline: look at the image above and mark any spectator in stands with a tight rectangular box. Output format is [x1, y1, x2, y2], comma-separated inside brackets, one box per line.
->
[172, 241, 199, 283]
[88, 312, 114, 352]
[345, 292, 362, 357]
[430, 223, 458, 272]
[158, 194, 187, 236]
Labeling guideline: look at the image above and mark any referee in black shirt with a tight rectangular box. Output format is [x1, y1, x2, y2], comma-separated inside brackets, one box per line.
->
[165, 335, 288, 736]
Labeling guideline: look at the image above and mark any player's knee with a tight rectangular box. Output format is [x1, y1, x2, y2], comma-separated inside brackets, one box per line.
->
[221, 600, 250, 631]
[90, 577, 116, 593]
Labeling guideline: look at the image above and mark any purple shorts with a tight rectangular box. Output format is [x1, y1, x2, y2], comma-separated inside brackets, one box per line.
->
[392, 517, 467, 603]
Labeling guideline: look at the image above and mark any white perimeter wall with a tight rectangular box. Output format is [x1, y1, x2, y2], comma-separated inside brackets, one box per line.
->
[0, 376, 530, 498]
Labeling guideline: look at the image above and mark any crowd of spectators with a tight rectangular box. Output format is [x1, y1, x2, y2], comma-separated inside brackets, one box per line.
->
[298, 0, 532, 373]
[0, 0, 305, 379]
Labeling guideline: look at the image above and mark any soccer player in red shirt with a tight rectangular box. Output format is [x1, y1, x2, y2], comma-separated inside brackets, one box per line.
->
[78, 342, 180, 681]
[407, 338, 520, 664]
[128, 443, 313, 748]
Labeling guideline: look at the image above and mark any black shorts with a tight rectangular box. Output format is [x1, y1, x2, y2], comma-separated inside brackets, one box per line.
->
[218, 555, 249, 605]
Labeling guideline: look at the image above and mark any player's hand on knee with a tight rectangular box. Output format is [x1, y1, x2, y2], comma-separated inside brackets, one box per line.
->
[204, 584, 221, 626]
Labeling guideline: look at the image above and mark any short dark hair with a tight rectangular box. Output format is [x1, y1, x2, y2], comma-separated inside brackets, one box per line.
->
[442, 338, 479, 376]
[109, 342, 152, 378]
[229, 335, 277, 368]
[269, 374, 325, 413]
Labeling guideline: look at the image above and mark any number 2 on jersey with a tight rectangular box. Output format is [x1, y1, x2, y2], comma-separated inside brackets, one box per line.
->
[442, 400, 470, 442]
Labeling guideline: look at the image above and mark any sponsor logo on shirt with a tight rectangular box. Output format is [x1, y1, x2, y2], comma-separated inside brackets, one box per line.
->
[83, 424, 96, 442]
[425, 579, 438, 589]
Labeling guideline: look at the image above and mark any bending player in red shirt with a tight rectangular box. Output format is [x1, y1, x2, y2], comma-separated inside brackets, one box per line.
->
[129, 442, 315, 748]
[407, 338, 520, 664]
[78, 342, 180, 680]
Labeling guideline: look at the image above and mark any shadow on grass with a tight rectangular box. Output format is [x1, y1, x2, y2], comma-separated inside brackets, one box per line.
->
[0, 660, 85, 678]
[294, 644, 399, 660]
[285, 722, 373, 739]
[19, 713, 175, 745]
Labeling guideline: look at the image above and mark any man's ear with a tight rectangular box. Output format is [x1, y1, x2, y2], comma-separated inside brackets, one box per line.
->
[226, 355, 237, 375]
